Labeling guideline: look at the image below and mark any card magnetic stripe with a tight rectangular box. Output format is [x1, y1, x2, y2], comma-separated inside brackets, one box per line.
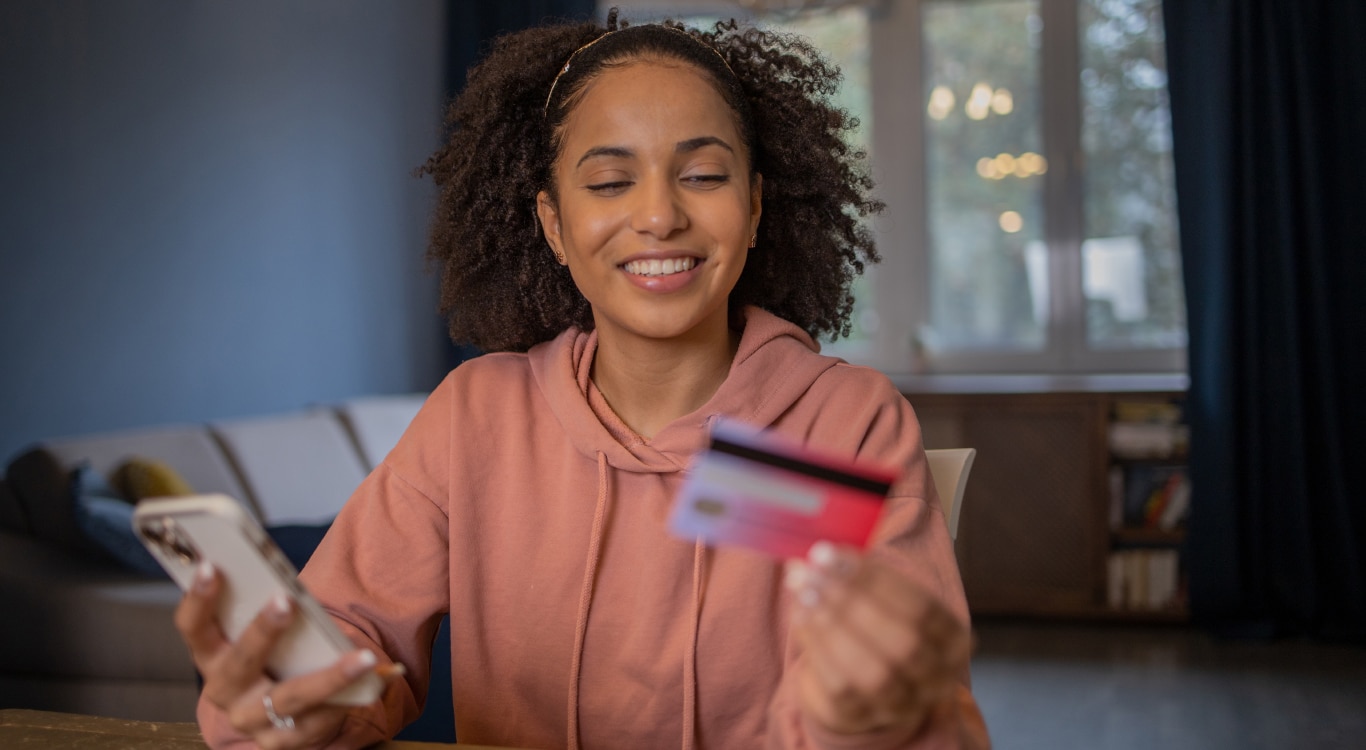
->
[708, 436, 893, 496]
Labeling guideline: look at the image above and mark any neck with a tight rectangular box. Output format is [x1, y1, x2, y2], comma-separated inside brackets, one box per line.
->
[591, 314, 739, 440]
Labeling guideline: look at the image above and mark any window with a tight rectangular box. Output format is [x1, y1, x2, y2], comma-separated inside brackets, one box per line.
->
[605, 0, 1185, 375]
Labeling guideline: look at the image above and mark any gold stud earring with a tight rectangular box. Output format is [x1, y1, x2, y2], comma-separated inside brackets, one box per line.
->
[553, 250, 566, 265]
[749, 233, 757, 248]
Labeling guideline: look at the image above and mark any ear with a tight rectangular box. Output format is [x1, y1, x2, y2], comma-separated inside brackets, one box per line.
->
[536, 191, 567, 265]
[749, 173, 763, 238]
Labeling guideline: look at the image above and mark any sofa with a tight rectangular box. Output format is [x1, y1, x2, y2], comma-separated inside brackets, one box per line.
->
[0, 394, 429, 724]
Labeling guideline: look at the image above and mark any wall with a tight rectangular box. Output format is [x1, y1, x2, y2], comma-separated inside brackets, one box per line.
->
[0, 0, 450, 464]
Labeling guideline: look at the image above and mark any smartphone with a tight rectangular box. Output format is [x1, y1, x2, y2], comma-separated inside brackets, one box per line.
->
[133, 494, 383, 705]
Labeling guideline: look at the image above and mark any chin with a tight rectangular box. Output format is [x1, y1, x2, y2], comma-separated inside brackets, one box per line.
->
[599, 304, 728, 344]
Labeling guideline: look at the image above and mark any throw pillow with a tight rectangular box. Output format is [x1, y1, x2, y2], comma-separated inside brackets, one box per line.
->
[70, 464, 166, 578]
[6, 447, 107, 559]
[111, 457, 194, 501]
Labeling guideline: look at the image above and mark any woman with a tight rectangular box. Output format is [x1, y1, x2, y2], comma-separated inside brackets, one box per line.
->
[177, 10, 989, 749]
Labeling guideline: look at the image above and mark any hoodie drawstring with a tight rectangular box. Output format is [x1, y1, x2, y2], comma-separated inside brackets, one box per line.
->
[682, 538, 704, 750]
[568, 451, 612, 750]
[566, 452, 704, 750]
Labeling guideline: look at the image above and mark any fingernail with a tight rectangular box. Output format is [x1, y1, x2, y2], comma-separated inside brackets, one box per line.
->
[808, 541, 837, 569]
[345, 649, 377, 677]
[808, 541, 856, 579]
[193, 562, 215, 593]
[268, 593, 292, 623]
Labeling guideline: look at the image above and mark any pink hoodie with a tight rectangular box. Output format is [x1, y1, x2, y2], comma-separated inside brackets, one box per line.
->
[198, 308, 988, 749]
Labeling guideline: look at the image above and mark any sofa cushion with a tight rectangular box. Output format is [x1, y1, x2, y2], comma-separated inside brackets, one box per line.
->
[211, 409, 368, 525]
[337, 393, 427, 470]
[71, 466, 166, 578]
[43, 425, 255, 518]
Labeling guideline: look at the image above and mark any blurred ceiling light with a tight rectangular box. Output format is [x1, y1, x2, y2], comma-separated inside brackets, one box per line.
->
[999, 210, 1024, 233]
[990, 88, 1014, 115]
[927, 85, 956, 120]
[978, 152, 1049, 180]
[965, 82, 993, 120]
[976, 157, 998, 179]
[1019, 152, 1047, 174]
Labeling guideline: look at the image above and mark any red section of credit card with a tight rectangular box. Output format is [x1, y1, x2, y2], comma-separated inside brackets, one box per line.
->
[668, 420, 897, 558]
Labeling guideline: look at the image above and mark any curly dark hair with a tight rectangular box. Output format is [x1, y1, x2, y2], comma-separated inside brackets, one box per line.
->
[421, 8, 882, 352]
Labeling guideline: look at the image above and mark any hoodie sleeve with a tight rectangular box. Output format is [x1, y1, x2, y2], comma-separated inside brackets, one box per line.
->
[196, 379, 456, 749]
[764, 372, 991, 749]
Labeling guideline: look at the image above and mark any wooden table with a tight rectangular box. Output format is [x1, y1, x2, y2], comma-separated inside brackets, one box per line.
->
[0, 708, 511, 749]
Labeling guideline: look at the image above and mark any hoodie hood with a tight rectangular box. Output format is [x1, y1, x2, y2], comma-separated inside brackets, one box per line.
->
[529, 307, 843, 475]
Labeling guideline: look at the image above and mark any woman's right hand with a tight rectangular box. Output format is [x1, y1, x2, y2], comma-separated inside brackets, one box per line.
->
[174, 562, 381, 749]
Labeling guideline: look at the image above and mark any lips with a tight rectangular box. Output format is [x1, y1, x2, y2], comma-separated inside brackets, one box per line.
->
[618, 253, 705, 293]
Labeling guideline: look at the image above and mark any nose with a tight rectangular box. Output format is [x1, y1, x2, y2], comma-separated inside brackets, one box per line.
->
[629, 173, 687, 239]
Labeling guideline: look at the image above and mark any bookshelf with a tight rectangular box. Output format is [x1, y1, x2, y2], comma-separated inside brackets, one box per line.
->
[1105, 395, 1189, 618]
[898, 377, 1189, 622]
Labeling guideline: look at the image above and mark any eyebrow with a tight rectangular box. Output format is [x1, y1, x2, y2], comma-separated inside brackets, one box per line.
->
[576, 146, 633, 168]
[676, 136, 734, 155]
[575, 136, 735, 168]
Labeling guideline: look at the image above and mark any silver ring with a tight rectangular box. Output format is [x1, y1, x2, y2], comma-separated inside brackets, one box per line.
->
[263, 693, 296, 731]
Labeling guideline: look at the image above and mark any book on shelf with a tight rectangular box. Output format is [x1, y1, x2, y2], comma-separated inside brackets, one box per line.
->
[1109, 398, 1189, 460]
[1107, 398, 1190, 530]
[1106, 548, 1183, 612]
[1113, 400, 1183, 424]
[1119, 463, 1191, 530]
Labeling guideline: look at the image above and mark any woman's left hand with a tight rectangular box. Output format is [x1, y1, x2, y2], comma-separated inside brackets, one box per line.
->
[785, 542, 973, 737]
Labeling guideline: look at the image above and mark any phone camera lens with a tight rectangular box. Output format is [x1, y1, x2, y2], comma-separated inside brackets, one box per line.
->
[143, 519, 200, 565]
[170, 538, 199, 564]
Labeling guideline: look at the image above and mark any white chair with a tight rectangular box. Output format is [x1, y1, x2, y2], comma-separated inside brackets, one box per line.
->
[925, 448, 977, 543]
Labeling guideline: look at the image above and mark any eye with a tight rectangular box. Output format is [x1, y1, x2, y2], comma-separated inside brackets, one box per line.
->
[683, 174, 730, 188]
[585, 180, 633, 195]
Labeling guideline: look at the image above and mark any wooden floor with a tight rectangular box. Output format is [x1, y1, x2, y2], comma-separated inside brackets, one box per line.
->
[969, 618, 1366, 749]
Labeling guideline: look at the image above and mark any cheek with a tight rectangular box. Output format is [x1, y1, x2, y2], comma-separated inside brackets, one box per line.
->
[559, 202, 619, 252]
[722, 201, 755, 243]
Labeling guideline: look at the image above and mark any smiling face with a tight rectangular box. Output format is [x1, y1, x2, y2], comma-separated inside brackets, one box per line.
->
[537, 60, 761, 349]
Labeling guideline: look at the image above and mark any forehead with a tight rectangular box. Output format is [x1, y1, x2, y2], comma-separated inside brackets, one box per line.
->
[558, 61, 744, 156]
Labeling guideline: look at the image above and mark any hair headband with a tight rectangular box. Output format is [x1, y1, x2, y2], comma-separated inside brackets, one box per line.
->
[542, 25, 739, 118]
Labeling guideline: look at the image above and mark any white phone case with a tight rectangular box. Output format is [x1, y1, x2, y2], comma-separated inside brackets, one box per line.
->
[132, 494, 383, 705]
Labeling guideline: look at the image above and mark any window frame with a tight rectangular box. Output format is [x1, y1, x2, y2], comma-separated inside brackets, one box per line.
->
[600, 0, 1188, 377]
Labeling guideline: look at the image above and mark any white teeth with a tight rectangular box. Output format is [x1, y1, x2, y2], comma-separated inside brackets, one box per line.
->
[623, 257, 697, 277]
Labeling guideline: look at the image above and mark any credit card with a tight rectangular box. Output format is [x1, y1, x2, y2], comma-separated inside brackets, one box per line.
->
[668, 420, 896, 558]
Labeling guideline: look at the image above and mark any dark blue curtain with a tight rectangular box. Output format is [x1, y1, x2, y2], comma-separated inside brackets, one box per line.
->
[401, 0, 596, 743]
[1164, 0, 1366, 642]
